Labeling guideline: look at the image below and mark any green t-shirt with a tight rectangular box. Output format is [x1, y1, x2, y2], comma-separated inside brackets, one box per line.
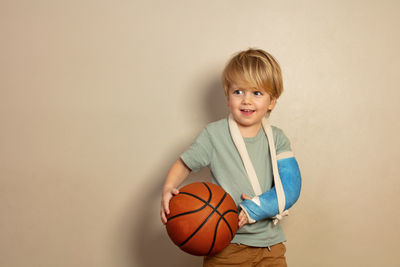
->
[180, 117, 292, 247]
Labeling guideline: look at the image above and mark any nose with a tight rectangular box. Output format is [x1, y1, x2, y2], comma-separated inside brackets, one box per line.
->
[242, 92, 252, 103]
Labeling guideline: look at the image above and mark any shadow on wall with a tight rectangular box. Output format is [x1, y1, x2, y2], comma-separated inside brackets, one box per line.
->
[124, 76, 228, 266]
[202, 76, 229, 122]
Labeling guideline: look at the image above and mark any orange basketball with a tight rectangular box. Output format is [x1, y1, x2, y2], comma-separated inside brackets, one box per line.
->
[166, 182, 239, 256]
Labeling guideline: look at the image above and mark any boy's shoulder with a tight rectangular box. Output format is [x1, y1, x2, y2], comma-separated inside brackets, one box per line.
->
[270, 124, 289, 140]
[271, 125, 285, 136]
[201, 118, 230, 141]
[270, 125, 292, 152]
[205, 117, 228, 130]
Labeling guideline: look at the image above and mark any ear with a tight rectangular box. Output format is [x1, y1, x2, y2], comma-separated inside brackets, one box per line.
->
[268, 98, 277, 111]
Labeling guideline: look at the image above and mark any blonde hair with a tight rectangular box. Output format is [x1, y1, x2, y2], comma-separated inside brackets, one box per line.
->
[222, 48, 283, 99]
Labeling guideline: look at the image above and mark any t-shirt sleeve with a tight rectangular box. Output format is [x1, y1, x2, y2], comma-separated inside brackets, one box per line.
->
[273, 127, 292, 155]
[180, 128, 214, 172]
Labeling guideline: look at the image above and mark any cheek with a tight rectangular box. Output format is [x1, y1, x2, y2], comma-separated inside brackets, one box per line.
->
[227, 97, 238, 107]
[226, 97, 231, 107]
[255, 99, 269, 108]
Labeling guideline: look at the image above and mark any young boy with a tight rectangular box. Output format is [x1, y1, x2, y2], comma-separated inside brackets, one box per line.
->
[160, 48, 301, 266]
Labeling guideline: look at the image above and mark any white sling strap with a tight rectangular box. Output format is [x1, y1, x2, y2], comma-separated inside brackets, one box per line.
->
[261, 118, 287, 223]
[228, 114, 288, 225]
[228, 114, 263, 196]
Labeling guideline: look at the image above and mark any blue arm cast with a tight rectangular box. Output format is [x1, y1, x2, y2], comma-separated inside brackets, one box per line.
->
[240, 157, 302, 221]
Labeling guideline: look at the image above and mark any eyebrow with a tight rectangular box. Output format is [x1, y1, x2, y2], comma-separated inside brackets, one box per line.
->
[239, 88, 262, 92]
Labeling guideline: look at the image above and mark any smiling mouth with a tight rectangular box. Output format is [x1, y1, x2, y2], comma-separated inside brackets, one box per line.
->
[240, 109, 255, 115]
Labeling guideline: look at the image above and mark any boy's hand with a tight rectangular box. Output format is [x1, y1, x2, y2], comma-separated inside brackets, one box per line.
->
[238, 193, 251, 228]
[238, 210, 249, 228]
[160, 186, 179, 225]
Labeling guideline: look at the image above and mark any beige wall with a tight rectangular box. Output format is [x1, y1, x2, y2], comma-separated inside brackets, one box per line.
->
[1, 0, 399, 266]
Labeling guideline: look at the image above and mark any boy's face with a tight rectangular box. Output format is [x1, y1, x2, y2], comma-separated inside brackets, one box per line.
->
[227, 82, 276, 133]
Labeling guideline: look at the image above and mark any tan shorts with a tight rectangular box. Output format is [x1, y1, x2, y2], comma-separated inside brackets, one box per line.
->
[203, 242, 287, 267]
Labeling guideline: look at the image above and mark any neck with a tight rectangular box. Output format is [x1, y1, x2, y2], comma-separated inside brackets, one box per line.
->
[237, 123, 262, 138]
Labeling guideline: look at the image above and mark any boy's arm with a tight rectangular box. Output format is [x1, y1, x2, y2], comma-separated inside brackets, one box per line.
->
[240, 154, 302, 222]
[160, 158, 191, 224]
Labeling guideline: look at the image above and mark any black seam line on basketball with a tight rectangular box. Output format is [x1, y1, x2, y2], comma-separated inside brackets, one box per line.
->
[178, 192, 228, 248]
[176, 192, 226, 219]
[178, 192, 227, 248]
[167, 183, 212, 222]
[168, 183, 237, 239]
[167, 202, 208, 221]
[219, 209, 238, 238]
[206, 209, 237, 256]
[175, 185, 237, 232]
[199, 183, 237, 240]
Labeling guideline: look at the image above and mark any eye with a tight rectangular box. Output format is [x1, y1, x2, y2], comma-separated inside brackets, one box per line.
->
[233, 89, 243, 95]
[253, 91, 263, 96]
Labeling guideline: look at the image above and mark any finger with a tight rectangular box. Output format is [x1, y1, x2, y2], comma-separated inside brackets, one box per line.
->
[241, 193, 251, 200]
[238, 210, 248, 228]
[164, 205, 170, 215]
[162, 197, 171, 215]
[238, 212, 244, 227]
[238, 217, 245, 228]
[160, 206, 168, 224]
[172, 188, 179, 195]
[164, 189, 179, 213]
